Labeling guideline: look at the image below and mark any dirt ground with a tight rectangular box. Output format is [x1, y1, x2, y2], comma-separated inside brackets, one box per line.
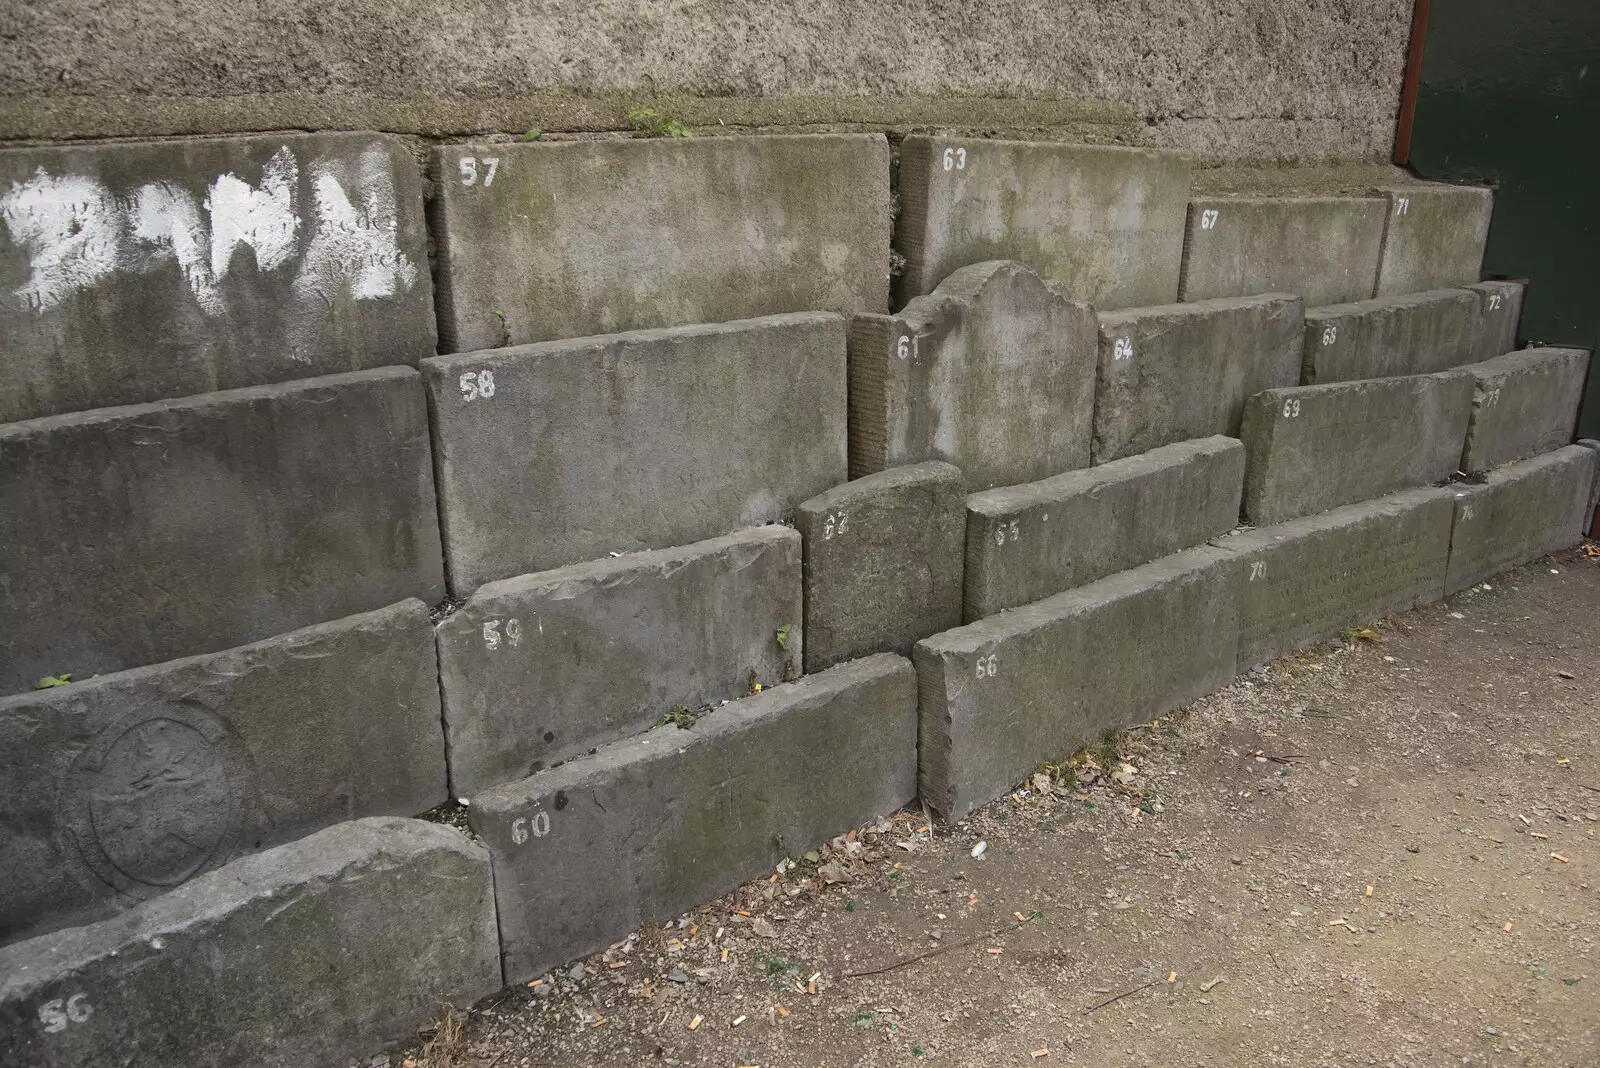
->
[395, 546, 1600, 1068]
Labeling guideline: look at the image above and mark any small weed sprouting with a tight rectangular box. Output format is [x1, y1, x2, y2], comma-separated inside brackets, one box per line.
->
[775, 624, 792, 652]
[518, 127, 543, 142]
[626, 105, 691, 138]
[34, 674, 71, 689]
[493, 309, 510, 348]
[656, 704, 701, 729]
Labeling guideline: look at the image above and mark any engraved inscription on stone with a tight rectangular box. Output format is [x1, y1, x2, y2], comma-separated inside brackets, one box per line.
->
[63, 708, 250, 900]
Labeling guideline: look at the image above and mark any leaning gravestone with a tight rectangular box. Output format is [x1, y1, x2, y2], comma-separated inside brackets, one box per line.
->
[0, 601, 445, 945]
[1178, 196, 1386, 306]
[424, 313, 846, 593]
[894, 137, 1190, 310]
[795, 462, 966, 671]
[0, 819, 500, 1068]
[0, 133, 435, 422]
[435, 527, 801, 797]
[471, 655, 917, 981]
[1301, 289, 1478, 384]
[0, 367, 445, 696]
[1240, 370, 1475, 525]
[1373, 185, 1493, 297]
[1217, 487, 1453, 669]
[430, 134, 891, 351]
[1458, 347, 1587, 473]
[848, 260, 1097, 491]
[1093, 294, 1303, 463]
[915, 547, 1239, 821]
[963, 436, 1246, 620]
[1445, 446, 1598, 594]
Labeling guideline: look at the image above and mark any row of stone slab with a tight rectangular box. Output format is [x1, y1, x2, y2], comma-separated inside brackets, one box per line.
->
[2, 132, 1495, 424]
[1, 300, 1574, 698]
[4, 447, 1594, 1068]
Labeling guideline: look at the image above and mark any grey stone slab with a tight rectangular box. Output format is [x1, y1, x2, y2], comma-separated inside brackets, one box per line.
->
[1177, 196, 1386, 306]
[1093, 294, 1304, 464]
[796, 462, 965, 672]
[915, 547, 1238, 821]
[1301, 289, 1478, 384]
[1458, 348, 1588, 473]
[423, 313, 846, 594]
[430, 135, 890, 352]
[0, 600, 445, 947]
[0, 818, 499, 1068]
[1240, 371, 1474, 526]
[470, 654, 916, 981]
[1373, 185, 1493, 297]
[1445, 446, 1598, 595]
[963, 436, 1245, 621]
[437, 527, 801, 798]
[849, 261, 1097, 491]
[0, 133, 435, 423]
[1581, 440, 1600, 515]
[895, 137, 1190, 310]
[1216, 488, 1453, 669]
[0, 367, 445, 696]
[1463, 280, 1526, 362]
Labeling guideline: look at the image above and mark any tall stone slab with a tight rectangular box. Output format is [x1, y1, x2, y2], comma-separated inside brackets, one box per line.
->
[895, 137, 1190, 310]
[1240, 371, 1475, 525]
[1463, 280, 1526, 362]
[0, 134, 435, 422]
[0, 819, 500, 1068]
[1373, 185, 1493, 297]
[964, 436, 1245, 620]
[1177, 196, 1386, 306]
[1458, 348, 1588, 473]
[1301, 289, 1478, 384]
[916, 547, 1239, 821]
[849, 261, 1097, 490]
[0, 601, 445, 946]
[796, 463, 965, 672]
[1445, 446, 1598, 594]
[470, 655, 917, 981]
[436, 527, 802, 797]
[1217, 488, 1453, 669]
[430, 135, 890, 352]
[1093, 294, 1303, 464]
[0, 367, 444, 696]
[423, 313, 846, 594]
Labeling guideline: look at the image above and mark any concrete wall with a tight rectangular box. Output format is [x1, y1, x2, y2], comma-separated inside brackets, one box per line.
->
[2, 2, 1413, 164]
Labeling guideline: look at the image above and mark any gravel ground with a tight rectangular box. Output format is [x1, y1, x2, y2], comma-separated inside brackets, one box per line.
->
[390, 544, 1600, 1068]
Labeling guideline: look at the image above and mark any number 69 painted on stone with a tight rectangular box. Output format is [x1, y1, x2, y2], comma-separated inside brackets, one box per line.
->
[1281, 398, 1302, 418]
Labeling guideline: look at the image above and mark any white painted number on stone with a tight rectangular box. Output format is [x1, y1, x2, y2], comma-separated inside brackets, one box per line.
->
[1281, 398, 1302, 418]
[459, 369, 496, 401]
[1487, 294, 1503, 311]
[482, 618, 524, 650]
[974, 654, 998, 680]
[39, 994, 92, 1034]
[1482, 388, 1501, 407]
[1321, 325, 1338, 346]
[1113, 337, 1134, 361]
[992, 520, 1020, 547]
[1199, 208, 1220, 230]
[896, 335, 911, 360]
[1249, 561, 1267, 581]
[1394, 196, 1410, 216]
[942, 147, 968, 172]
[511, 810, 550, 844]
[823, 511, 849, 539]
[459, 156, 501, 187]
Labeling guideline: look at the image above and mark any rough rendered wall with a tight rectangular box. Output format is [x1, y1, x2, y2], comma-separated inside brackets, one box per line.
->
[3, 1, 1412, 162]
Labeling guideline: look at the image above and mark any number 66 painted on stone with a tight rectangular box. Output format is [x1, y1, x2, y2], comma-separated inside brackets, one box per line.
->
[974, 653, 998, 679]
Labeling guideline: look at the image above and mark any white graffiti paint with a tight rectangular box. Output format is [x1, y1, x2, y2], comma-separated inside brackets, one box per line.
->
[1, 144, 414, 316]
[0, 171, 122, 311]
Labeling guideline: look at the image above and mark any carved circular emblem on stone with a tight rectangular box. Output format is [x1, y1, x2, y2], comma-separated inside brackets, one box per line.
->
[63, 705, 253, 900]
